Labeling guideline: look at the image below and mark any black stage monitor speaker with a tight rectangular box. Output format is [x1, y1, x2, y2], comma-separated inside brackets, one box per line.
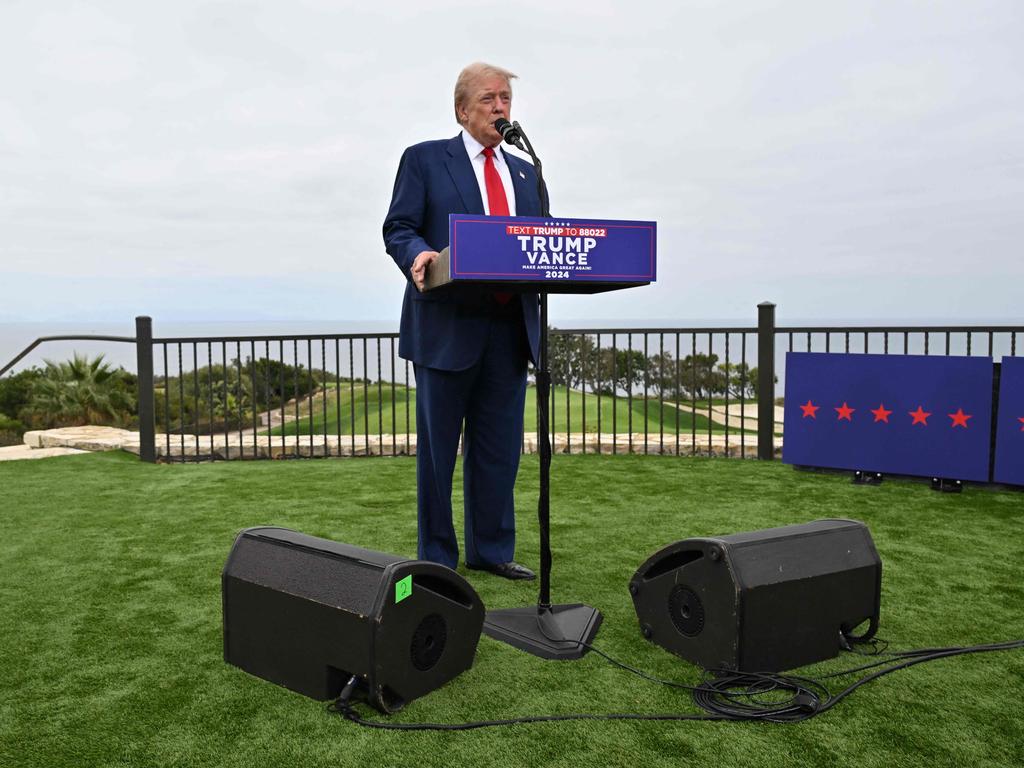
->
[629, 518, 881, 672]
[222, 527, 485, 713]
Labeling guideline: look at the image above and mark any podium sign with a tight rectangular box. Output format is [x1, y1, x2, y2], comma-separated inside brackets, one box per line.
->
[425, 214, 656, 293]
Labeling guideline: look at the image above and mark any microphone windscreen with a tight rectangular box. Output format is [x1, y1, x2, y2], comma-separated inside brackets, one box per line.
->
[493, 118, 520, 145]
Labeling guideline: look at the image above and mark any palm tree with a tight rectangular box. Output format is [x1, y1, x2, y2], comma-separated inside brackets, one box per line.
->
[30, 354, 134, 427]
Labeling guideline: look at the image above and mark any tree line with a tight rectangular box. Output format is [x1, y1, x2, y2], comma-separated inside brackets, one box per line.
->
[547, 333, 770, 401]
[0, 354, 346, 444]
[156, 356, 339, 434]
[0, 355, 138, 445]
[1, 335, 773, 445]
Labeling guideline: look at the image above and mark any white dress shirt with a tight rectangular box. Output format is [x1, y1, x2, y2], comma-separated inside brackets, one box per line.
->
[461, 130, 517, 216]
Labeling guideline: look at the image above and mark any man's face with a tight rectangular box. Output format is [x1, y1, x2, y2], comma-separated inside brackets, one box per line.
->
[459, 75, 511, 147]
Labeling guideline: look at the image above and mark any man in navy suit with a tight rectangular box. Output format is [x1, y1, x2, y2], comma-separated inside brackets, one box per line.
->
[383, 62, 541, 580]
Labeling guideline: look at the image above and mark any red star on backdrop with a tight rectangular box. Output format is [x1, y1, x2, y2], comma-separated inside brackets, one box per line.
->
[948, 408, 972, 428]
[1018, 416, 1024, 432]
[835, 402, 855, 421]
[800, 400, 820, 419]
[909, 406, 931, 426]
[870, 404, 892, 423]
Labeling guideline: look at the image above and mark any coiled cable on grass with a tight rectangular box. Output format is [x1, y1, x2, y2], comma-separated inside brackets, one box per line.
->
[329, 637, 1024, 730]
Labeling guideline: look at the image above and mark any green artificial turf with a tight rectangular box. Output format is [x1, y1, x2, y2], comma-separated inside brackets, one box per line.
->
[265, 384, 752, 438]
[1, 453, 1022, 768]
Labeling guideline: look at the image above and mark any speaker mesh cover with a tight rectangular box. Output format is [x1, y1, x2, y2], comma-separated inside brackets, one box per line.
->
[410, 613, 448, 672]
[668, 585, 705, 637]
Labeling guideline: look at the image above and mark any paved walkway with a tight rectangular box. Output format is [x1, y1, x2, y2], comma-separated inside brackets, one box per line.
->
[704, 403, 786, 433]
[0, 444, 88, 461]
[4, 425, 784, 461]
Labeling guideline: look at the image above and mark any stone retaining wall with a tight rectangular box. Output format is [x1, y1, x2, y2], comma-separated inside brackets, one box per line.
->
[16, 426, 782, 461]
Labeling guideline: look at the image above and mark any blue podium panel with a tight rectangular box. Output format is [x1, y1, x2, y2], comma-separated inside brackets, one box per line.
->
[448, 214, 656, 286]
[783, 352, 993, 481]
[994, 357, 1024, 486]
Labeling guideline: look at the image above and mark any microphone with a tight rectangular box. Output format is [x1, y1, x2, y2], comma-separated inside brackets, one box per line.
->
[494, 118, 522, 147]
[494, 118, 547, 217]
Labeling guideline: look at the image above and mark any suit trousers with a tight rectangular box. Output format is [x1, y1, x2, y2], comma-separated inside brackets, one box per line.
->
[413, 309, 528, 569]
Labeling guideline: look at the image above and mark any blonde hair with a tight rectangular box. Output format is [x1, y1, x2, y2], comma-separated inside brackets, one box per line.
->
[453, 62, 517, 125]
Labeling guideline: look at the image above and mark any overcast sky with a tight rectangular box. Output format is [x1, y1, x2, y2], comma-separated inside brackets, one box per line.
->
[1, 0, 1022, 327]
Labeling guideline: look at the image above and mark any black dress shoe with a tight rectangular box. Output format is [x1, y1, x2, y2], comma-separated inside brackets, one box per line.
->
[466, 561, 536, 580]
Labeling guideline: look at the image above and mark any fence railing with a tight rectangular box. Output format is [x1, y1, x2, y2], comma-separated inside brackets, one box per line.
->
[544, 323, 762, 458]
[2, 307, 1020, 463]
[145, 323, 412, 462]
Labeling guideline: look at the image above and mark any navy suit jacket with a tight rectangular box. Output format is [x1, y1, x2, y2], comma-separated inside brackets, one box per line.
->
[383, 134, 542, 371]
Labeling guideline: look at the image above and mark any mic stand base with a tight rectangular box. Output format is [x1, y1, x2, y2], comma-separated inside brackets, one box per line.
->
[482, 604, 602, 660]
[481, 133, 599, 662]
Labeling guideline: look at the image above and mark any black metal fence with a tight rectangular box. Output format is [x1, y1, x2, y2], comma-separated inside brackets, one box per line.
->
[145, 325, 413, 462]
[134, 312, 774, 463]
[544, 324, 762, 458]
[3, 306, 1020, 463]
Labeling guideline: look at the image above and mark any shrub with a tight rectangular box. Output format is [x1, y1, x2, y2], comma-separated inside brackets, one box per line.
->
[28, 354, 134, 428]
[0, 412, 25, 446]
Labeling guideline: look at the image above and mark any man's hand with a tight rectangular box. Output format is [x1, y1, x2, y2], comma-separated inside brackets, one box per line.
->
[411, 250, 438, 292]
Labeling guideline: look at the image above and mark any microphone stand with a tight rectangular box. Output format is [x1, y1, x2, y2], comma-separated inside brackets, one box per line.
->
[481, 121, 602, 660]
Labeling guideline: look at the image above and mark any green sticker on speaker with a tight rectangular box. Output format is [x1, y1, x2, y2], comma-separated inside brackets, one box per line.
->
[395, 575, 412, 604]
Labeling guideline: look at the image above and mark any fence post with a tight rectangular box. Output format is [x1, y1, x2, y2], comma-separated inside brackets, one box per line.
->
[135, 316, 156, 463]
[757, 302, 776, 460]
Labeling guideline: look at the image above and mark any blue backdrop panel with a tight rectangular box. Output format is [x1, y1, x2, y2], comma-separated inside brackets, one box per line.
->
[783, 352, 993, 481]
[994, 356, 1024, 486]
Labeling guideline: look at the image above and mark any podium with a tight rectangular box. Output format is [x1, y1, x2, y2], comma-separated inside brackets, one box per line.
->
[426, 215, 656, 294]
[426, 213, 657, 660]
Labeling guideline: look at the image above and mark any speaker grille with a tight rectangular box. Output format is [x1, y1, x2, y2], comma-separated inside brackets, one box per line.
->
[410, 613, 448, 671]
[668, 585, 704, 637]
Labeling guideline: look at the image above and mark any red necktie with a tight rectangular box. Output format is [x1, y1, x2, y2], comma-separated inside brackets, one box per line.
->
[482, 147, 512, 304]
[482, 146, 510, 216]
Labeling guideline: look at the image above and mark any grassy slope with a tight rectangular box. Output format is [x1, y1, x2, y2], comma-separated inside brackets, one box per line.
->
[1, 453, 1022, 768]
[266, 384, 754, 438]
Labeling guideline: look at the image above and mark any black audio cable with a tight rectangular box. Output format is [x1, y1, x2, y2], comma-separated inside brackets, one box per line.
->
[329, 673, 725, 730]
[330, 637, 1024, 730]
